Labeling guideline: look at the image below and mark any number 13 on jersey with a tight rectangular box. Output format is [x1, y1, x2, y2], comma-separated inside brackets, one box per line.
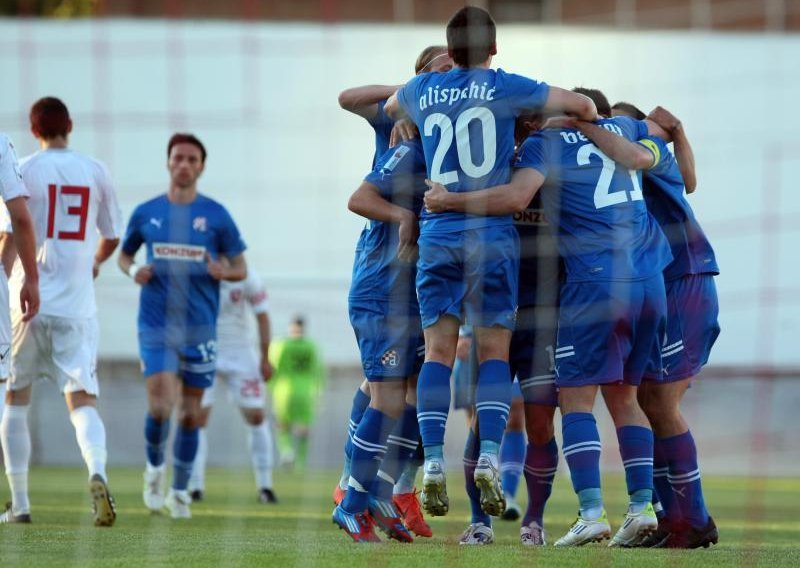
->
[47, 184, 90, 241]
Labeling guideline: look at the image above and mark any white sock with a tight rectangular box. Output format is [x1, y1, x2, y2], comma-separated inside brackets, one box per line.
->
[249, 422, 274, 489]
[1, 405, 31, 514]
[189, 428, 207, 492]
[69, 406, 108, 482]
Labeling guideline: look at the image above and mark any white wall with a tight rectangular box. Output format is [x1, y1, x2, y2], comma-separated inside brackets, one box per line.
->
[0, 19, 798, 367]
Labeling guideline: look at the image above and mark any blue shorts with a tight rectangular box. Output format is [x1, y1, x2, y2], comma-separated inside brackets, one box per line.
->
[139, 330, 217, 389]
[349, 299, 424, 382]
[644, 274, 720, 382]
[554, 275, 667, 387]
[510, 306, 559, 406]
[416, 225, 519, 330]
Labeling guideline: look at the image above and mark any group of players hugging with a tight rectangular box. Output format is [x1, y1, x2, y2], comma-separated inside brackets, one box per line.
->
[332, 6, 720, 550]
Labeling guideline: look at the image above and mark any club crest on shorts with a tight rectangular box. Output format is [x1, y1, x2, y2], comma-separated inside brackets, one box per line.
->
[193, 216, 207, 232]
[381, 349, 399, 367]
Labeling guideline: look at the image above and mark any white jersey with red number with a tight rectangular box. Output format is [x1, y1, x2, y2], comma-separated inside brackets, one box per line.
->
[8, 148, 123, 319]
[216, 269, 269, 354]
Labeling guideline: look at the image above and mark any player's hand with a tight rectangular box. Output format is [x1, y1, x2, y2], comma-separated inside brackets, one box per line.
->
[206, 253, 226, 280]
[397, 210, 419, 264]
[19, 279, 39, 322]
[423, 179, 451, 213]
[389, 119, 418, 147]
[647, 106, 681, 132]
[260, 357, 274, 382]
[93, 260, 101, 279]
[543, 115, 577, 130]
[132, 264, 154, 285]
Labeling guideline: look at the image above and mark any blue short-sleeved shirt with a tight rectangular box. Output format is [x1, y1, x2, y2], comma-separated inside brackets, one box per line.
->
[639, 135, 719, 281]
[367, 99, 394, 168]
[397, 67, 550, 233]
[121, 194, 246, 341]
[517, 117, 672, 282]
[349, 138, 426, 305]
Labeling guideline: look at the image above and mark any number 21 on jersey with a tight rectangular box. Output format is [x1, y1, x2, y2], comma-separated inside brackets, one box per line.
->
[576, 144, 643, 209]
[47, 184, 89, 241]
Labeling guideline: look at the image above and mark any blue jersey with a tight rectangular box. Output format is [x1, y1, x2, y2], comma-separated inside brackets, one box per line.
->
[367, 99, 394, 168]
[349, 138, 426, 305]
[639, 136, 719, 281]
[397, 67, 550, 232]
[121, 194, 246, 339]
[517, 116, 672, 282]
[513, 191, 562, 308]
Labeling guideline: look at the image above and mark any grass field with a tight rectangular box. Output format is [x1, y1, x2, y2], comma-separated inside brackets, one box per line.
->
[1, 467, 798, 567]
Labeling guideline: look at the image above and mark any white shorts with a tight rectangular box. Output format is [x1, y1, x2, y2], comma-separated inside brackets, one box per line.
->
[201, 348, 264, 409]
[8, 314, 99, 396]
[0, 272, 11, 380]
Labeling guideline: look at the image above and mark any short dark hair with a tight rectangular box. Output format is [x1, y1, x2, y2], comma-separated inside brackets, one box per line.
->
[415, 45, 447, 74]
[291, 315, 305, 328]
[167, 133, 207, 163]
[446, 6, 496, 67]
[611, 101, 646, 120]
[572, 88, 611, 117]
[30, 97, 71, 139]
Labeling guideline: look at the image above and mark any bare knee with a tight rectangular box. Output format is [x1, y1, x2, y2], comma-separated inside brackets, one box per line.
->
[178, 386, 205, 429]
[474, 325, 512, 363]
[370, 381, 407, 419]
[5, 386, 32, 406]
[242, 408, 265, 426]
[559, 385, 598, 415]
[65, 390, 97, 413]
[423, 316, 460, 365]
[602, 384, 648, 428]
[525, 404, 556, 445]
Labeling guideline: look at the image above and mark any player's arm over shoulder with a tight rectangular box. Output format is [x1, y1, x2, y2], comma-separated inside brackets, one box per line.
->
[543, 86, 597, 121]
[338, 84, 401, 122]
[574, 118, 658, 171]
[384, 75, 421, 121]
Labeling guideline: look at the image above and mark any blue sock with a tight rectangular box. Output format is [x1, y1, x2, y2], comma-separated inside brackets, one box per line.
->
[562, 412, 602, 513]
[522, 438, 558, 526]
[372, 404, 419, 501]
[172, 424, 199, 490]
[342, 388, 371, 485]
[500, 431, 526, 499]
[345, 388, 371, 459]
[342, 407, 397, 514]
[416, 362, 451, 453]
[653, 436, 680, 524]
[663, 430, 709, 529]
[464, 428, 491, 526]
[474, 360, 512, 448]
[617, 425, 654, 507]
[144, 414, 170, 467]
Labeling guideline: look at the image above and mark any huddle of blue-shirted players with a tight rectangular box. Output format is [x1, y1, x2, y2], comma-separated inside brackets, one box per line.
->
[332, 5, 720, 551]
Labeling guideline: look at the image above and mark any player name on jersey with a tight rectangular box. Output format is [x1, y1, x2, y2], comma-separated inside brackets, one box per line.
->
[417, 80, 497, 110]
[152, 243, 206, 262]
[557, 122, 623, 145]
